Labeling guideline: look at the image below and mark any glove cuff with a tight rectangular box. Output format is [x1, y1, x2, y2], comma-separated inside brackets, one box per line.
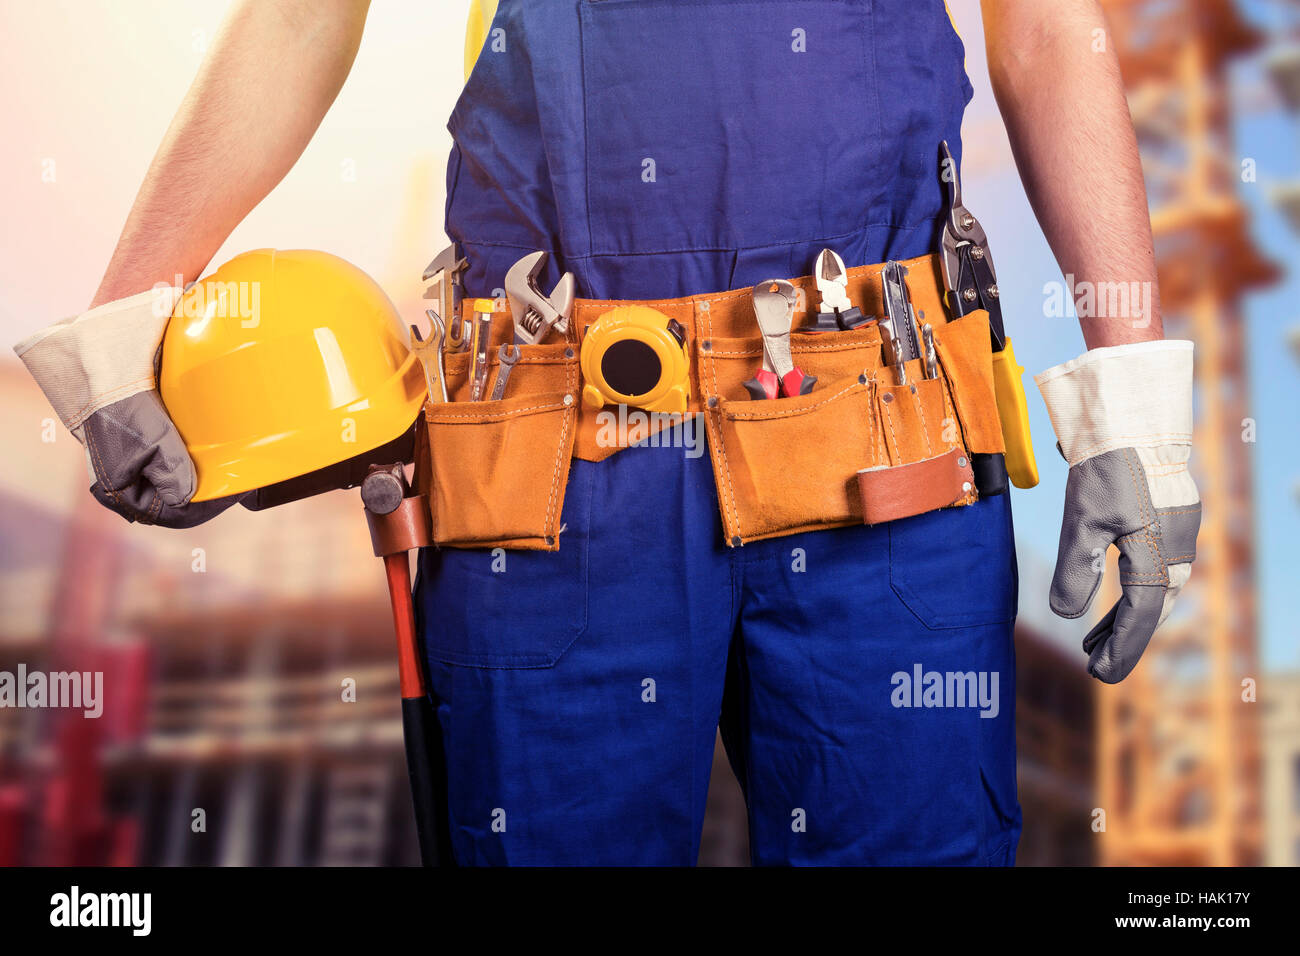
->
[14, 286, 182, 431]
[1034, 339, 1193, 466]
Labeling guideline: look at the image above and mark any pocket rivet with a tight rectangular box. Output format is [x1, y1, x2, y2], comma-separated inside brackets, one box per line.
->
[958, 456, 968, 468]
[546, 535, 555, 546]
[563, 394, 574, 406]
[564, 348, 575, 359]
[700, 301, 711, 312]
[858, 374, 867, 385]
[707, 396, 718, 408]
[730, 535, 742, 547]
[702, 340, 712, 351]
[962, 482, 972, 493]
[882, 392, 894, 404]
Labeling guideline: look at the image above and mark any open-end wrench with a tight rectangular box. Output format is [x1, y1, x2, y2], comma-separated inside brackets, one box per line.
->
[444, 312, 473, 354]
[505, 250, 576, 345]
[412, 313, 448, 403]
[744, 279, 817, 400]
[489, 343, 521, 401]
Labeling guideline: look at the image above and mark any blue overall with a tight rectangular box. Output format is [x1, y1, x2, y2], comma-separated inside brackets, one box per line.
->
[415, 0, 1020, 865]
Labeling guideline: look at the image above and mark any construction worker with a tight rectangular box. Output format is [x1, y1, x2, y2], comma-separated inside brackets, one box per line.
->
[16, 0, 1198, 866]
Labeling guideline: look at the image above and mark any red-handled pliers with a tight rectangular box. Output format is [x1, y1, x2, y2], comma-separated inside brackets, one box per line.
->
[744, 279, 817, 400]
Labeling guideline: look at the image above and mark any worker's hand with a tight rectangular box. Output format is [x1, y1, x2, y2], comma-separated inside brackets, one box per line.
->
[1035, 340, 1201, 683]
[15, 288, 241, 529]
[83, 389, 245, 527]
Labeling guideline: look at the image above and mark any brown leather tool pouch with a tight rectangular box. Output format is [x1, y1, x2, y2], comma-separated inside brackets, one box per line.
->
[931, 310, 1005, 457]
[705, 317, 989, 543]
[713, 375, 879, 542]
[422, 336, 579, 551]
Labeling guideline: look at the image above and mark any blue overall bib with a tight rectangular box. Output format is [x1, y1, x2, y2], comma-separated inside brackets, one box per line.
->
[416, 0, 1020, 865]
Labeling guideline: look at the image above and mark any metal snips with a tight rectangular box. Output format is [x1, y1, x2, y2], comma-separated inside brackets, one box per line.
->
[938, 140, 1005, 348]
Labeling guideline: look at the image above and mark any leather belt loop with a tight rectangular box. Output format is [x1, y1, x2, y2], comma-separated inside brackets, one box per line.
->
[366, 494, 434, 556]
[857, 447, 974, 526]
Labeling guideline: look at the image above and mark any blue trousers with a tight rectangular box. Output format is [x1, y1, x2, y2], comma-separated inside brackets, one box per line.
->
[415, 425, 1021, 865]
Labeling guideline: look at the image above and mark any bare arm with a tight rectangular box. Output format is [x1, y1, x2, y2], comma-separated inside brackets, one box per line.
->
[981, 0, 1161, 348]
[90, 0, 371, 308]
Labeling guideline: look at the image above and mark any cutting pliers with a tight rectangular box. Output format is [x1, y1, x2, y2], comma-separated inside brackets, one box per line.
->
[744, 279, 817, 400]
[808, 249, 868, 332]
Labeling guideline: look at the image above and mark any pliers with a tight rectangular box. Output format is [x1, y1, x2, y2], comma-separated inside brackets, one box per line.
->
[808, 248, 868, 332]
[744, 279, 817, 400]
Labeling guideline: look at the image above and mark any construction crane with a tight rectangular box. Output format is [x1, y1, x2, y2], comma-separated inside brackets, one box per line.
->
[1095, 0, 1276, 866]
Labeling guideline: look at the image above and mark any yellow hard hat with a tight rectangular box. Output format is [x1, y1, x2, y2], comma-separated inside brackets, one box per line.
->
[160, 249, 427, 502]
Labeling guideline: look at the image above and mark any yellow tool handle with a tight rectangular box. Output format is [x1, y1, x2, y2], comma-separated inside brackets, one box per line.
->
[991, 338, 1039, 489]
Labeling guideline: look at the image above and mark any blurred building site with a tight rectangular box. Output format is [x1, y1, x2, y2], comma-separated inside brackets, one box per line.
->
[1, 0, 1299, 866]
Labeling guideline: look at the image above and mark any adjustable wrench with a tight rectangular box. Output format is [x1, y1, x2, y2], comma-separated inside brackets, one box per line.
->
[744, 279, 817, 400]
[505, 250, 577, 345]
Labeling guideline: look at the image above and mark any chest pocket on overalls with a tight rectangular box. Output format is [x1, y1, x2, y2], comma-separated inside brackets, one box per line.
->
[578, 0, 883, 274]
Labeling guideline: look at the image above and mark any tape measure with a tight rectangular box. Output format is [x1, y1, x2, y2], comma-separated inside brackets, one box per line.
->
[580, 306, 691, 414]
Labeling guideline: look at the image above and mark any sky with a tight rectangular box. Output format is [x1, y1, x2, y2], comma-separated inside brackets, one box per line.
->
[946, 0, 1299, 669]
[0, 0, 1294, 668]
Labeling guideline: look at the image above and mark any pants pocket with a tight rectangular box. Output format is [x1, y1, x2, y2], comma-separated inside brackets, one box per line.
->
[713, 375, 879, 542]
[888, 493, 1018, 629]
[416, 464, 593, 668]
[425, 343, 580, 550]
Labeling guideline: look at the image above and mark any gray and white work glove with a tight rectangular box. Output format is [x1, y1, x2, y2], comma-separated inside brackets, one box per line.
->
[1035, 340, 1201, 683]
[14, 288, 241, 528]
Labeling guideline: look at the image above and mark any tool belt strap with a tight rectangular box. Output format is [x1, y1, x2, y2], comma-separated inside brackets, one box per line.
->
[425, 252, 1006, 549]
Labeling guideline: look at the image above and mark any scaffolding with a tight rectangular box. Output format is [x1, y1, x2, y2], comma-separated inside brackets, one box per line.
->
[1095, 0, 1275, 866]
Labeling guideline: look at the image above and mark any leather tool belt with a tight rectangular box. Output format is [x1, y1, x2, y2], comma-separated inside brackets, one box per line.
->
[414, 252, 1006, 551]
